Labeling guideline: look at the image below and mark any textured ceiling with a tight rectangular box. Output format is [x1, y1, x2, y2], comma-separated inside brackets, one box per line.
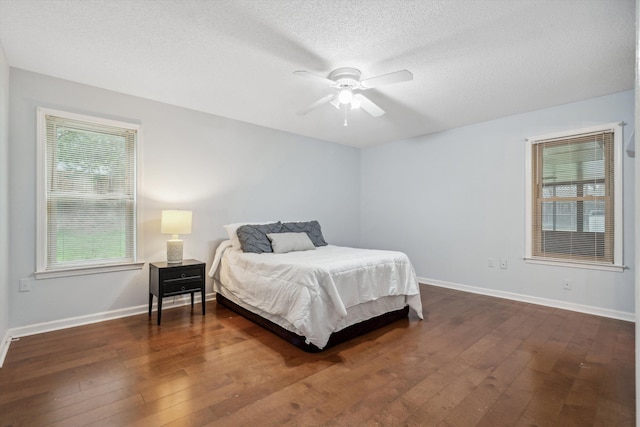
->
[0, 0, 635, 147]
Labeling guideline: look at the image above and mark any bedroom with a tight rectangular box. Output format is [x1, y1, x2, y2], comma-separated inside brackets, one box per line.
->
[0, 0, 638, 425]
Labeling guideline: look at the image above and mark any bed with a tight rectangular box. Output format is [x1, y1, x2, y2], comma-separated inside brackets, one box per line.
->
[208, 221, 423, 352]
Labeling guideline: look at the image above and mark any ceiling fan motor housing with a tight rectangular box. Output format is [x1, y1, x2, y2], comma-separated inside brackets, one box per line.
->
[329, 67, 364, 90]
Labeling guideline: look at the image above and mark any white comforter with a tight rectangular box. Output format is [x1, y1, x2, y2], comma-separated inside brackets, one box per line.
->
[210, 241, 423, 349]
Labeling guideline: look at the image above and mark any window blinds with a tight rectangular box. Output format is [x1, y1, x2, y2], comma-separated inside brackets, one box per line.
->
[532, 130, 614, 263]
[45, 114, 136, 269]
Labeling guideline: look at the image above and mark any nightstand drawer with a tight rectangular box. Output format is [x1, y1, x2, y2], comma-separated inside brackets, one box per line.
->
[163, 280, 202, 295]
[163, 267, 202, 281]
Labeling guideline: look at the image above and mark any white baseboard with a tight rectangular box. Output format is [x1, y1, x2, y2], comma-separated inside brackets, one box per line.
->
[0, 329, 11, 368]
[6, 293, 217, 341]
[418, 277, 636, 323]
[419, 277, 634, 323]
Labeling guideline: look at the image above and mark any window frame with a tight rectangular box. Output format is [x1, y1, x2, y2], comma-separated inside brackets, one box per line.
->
[36, 107, 144, 278]
[524, 122, 624, 272]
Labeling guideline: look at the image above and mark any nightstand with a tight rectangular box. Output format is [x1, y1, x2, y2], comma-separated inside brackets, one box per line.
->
[149, 259, 206, 325]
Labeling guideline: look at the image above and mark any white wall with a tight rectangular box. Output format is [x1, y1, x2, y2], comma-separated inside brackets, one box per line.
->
[8, 69, 361, 330]
[0, 41, 10, 361]
[361, 90, 635, 319]
[634, 0, 639, 419]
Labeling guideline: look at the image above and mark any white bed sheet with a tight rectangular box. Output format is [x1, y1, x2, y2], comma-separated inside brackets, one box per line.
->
[210, 241, 423, 349]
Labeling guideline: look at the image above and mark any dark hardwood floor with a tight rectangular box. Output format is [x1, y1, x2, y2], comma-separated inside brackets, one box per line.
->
[0, 284, 634, 426]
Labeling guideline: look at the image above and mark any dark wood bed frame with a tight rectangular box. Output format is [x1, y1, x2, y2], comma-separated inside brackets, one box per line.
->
[215, 292, 410, 352]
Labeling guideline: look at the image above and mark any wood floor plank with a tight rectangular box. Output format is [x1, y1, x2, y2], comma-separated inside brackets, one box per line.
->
[593, 398, 635, 427]
[515, 370, 575, 426]
[405, 364, 490, 425]
[0, 284, 634, 426]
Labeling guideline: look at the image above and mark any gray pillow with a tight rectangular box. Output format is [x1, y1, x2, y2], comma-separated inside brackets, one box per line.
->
[236, 222, 282, 253]
[267, 232, 316, 253]
[281, 220, 328, 246]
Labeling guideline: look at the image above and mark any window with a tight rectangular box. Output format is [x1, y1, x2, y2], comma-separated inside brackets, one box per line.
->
[525, 123, 623, 270]
[37, 108, 142, 276]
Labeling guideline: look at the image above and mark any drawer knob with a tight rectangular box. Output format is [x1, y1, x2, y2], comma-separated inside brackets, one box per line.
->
[181, 286, 186, 291]
[181, 273, 186, 278]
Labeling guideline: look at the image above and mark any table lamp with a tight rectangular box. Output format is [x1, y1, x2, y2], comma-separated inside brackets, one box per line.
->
[161, 210, 192, 263]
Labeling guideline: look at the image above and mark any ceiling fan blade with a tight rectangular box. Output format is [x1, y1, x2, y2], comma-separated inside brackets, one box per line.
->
[354, 94, 385, 117]
[296, 94, 336, 115]
[293, 70, 335, 86]
[360, 70, 413, 89]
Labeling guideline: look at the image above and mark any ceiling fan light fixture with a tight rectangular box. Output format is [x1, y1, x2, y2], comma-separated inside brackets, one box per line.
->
[338, 89, 353, 104]
[350, 97, 361, 110]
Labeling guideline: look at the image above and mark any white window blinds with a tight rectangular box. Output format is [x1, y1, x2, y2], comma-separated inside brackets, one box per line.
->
[531, 130, 615, 264]
[43, 112, 137, 270]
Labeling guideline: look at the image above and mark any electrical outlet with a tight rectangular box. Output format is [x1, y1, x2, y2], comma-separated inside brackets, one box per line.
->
[19, 278, 31, 292]
[563, 279, 572, 290]
[500, 259, 508, 269]
[488, 258, 495, 268]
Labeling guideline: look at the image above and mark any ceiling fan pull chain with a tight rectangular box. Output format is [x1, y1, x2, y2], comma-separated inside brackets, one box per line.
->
[344, 105, 348, 127]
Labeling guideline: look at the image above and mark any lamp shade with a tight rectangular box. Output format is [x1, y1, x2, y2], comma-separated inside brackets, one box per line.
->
[161, 210, 192, 235]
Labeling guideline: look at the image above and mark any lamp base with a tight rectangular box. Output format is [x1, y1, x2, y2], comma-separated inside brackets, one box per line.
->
[167, 239, 183, 263]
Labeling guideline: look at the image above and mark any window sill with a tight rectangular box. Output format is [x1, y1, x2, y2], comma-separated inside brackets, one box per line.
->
[524, 257, 626, 272]
[35, 262, 145, 279]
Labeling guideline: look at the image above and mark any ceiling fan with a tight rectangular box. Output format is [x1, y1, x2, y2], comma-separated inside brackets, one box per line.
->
[294, 67, 413, 124]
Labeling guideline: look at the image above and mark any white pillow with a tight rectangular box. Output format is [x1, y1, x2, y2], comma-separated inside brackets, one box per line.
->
[224, 221, 274, 249]
[267, 232, 316, 254]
